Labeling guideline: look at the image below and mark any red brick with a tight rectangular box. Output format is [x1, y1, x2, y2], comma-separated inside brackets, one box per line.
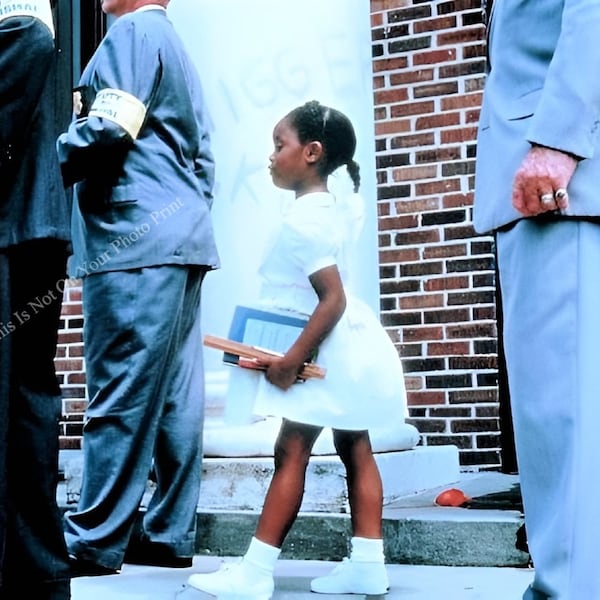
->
[446, 323, 497, 340]
[390, 68, 435, 86]
[465, 77, 486, 92]
[378, 214, 419, 230]
[63, 399, 88, 413]
[473, 306, 496, 320]
[403, 375, 423, 391]
[379, 248, 420, 264]
[424, 275, 470, 291]
[423, 245, 467, 260]
[415, 178, 461, 196]
[373, 75, 386, 90]
[441, 126, 478, 143]
[374, 88, 410, 105]
[390, 100, 436, 118]
[393, 165, 438, 182]
[463, 43, 487, 59]
[370, 0, 411, 13]
[60, 303, 84, 316]
[413, 16, 457, 33]
[59, 437, 82, 450]
[415, 112, 461, 130]
[442, 192, 474, 208]
[372, 57, 409, 73]
[437, 27, 485, 46]
[395, 197, 441, 213]
[402, 326, 444, 342]
[441, 92, 483, 110]
[57, 331, 83, 345]
[465, 108, 481, 123]
[374, 119, 412, 135]
[391, 132, 436, 148]
[400, 294, 445, 310]
[413, 48, 457, 66]
[407, 391, 446, 406]
[55, 359, 84, 373]
[427, 341, 471, 356]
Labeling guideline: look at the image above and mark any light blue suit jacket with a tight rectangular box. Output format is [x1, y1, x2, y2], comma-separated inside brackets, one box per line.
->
[474, 0, 600, 234]
[57, 8, 219, 278]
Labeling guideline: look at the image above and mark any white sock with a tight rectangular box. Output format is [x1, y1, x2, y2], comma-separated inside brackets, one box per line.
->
[350, 536, 385, 563]
[242, 536, 281, 573]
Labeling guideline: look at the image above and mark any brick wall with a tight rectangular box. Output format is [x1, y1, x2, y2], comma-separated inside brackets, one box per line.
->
[56, 281, 86, 448]
[56, 0, 501, 469]
[370, 0, 499, 469]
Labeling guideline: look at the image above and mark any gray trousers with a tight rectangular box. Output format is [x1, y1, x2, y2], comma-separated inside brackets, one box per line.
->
[497, 218, 600, 600]
[65, 265, 207, 569]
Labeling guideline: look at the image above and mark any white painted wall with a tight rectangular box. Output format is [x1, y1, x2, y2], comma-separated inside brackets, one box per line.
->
[169, 0, 381, 374]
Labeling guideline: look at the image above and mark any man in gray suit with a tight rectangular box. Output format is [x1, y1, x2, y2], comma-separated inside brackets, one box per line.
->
[0, 1, 72, 597]
[474, 1, 600, 598]
[57, 0, 219, 576]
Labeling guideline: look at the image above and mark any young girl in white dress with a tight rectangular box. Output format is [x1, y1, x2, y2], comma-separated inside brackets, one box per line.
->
[187, 100, 407, 598]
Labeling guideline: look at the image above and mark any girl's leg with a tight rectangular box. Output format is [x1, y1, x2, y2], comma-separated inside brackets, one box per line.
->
[188, 419, 322, 598]
[332, 428, 383, 538]
[310, 428, 389, 595]
[255, 419, 323, 547]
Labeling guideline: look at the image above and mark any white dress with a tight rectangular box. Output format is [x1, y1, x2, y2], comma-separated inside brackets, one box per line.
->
[233, 191, 407, 431]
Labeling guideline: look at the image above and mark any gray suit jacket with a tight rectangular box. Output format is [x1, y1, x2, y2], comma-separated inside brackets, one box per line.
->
[474, 0, 600, 234]
[57, 8, 219, 278]
[0, 16, 70, 248]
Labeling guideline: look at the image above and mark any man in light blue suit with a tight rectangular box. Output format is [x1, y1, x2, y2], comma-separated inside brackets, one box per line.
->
[474, 1, 600, 598]
[57, 0, 219, 576]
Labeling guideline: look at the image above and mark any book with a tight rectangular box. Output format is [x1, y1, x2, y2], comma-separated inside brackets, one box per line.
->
[204, 305, 325, 380]
[203, 335, 325, 380]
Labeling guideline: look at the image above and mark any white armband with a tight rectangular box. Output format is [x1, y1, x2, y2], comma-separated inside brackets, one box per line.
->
[88, 88, 147, 140]
[0, 0, 55, 38]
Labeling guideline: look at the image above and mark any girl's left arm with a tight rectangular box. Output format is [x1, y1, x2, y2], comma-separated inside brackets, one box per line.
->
[262, 265, 346, 390]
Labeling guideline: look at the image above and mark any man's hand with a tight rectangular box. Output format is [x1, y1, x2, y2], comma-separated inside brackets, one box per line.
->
[512, 145, 578, 216]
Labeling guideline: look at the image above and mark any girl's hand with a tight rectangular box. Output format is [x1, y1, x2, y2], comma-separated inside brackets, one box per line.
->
[260, 356, 302, 391]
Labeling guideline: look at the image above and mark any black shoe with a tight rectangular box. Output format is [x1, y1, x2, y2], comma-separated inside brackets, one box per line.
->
[124, 541, 193, 568]
[69, 555, 120, 578]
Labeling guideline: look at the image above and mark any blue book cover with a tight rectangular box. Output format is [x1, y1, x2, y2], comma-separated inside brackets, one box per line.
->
[224, 306, 310, 366]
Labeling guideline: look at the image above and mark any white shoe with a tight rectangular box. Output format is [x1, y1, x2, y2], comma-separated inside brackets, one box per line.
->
[187, 561, 274, 600]
[310, 557, 390, 595]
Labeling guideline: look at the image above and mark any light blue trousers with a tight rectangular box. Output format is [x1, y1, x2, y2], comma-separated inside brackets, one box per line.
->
[65, 265, 206, 569]
[497, 218, 600, 600]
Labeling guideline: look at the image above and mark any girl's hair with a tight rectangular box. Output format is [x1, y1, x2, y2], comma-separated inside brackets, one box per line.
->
[286, 100, 361, 193]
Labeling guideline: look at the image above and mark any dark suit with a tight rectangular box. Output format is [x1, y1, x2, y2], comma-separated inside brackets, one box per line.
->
[57, 6, 219, 570]
[474, 1, 600, 598]
[0, 6, 71, 599]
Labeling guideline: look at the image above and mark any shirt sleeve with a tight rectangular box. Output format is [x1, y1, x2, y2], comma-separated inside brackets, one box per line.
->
[283, 216, 338, 278]
[527, 0, 600, 159]
[56, 17, 162, 185]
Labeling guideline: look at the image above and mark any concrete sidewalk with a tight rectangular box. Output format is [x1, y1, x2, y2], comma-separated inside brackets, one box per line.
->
[71, 557, 535, 599]
[65, 470, 531, 598]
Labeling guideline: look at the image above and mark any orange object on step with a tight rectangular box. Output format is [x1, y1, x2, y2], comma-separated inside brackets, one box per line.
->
[434, 488, 470, 507]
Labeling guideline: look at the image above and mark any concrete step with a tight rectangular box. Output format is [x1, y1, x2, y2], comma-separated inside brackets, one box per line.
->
[58, 457, 527, 568]
[60, 445, 462, 512]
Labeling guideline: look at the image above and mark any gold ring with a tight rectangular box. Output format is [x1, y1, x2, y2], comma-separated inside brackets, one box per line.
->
[540, 193, 554, 205]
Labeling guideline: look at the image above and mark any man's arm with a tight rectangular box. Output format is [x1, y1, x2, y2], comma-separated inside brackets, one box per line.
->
[512, 0, 600, 216]
[57, 19, 161, 186]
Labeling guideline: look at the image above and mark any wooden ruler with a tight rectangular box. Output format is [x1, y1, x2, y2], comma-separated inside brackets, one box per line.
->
[203, 334, 326, 380]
